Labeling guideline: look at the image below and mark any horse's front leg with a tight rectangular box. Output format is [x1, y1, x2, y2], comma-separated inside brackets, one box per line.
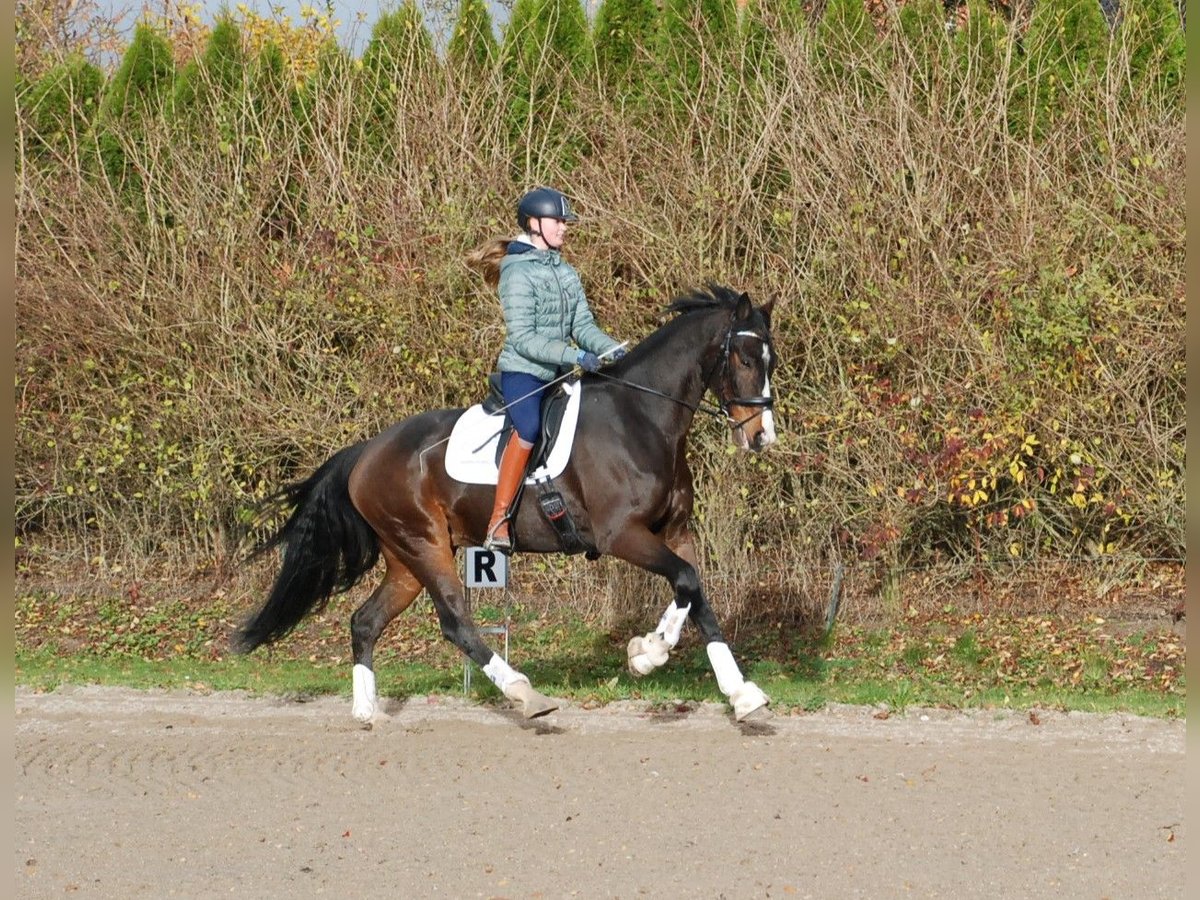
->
[410, 544, 559, 719]
[613, 528, 770, 722]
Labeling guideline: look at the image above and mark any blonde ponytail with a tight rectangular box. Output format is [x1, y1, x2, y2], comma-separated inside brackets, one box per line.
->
[465, 237, 511, 288]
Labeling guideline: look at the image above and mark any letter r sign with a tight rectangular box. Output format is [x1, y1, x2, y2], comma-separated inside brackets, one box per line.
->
[465, 547, 508, 588]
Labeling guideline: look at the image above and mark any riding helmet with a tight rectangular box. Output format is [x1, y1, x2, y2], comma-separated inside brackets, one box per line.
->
[517, 187, 579, 231]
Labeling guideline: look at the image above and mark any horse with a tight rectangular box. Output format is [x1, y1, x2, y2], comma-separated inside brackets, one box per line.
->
[234, 284, 779, 723]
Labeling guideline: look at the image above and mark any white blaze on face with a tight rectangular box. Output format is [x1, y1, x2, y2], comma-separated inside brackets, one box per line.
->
[758, 342, 777, 447]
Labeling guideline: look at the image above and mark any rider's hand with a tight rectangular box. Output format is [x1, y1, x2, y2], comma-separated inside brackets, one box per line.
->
[577, 351, 602, 372]
[609, 347, 627, 362]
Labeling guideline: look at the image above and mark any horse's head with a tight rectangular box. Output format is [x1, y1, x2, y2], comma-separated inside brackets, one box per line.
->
[707, 292, 778, 453]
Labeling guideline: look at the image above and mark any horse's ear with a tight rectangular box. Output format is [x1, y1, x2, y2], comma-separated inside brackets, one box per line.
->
[735, 291, 753, 321]
[759, 297, 776, 328]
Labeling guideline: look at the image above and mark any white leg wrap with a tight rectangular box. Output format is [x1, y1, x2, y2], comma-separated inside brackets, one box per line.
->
[483, 653, 529, 698]
[627, 633, 671, 676]
[655, 602, 691, 648]
[628, 602, 691, 676]
[707, 642, 769, 720]
[351, 664, 377, 723]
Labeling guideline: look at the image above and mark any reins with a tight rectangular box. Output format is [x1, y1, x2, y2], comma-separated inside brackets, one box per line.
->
[590, 369, 726, 419]
[593, 321, 775, 432]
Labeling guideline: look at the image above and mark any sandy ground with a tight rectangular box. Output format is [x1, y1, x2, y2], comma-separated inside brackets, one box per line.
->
[14, 685, 1185, 899]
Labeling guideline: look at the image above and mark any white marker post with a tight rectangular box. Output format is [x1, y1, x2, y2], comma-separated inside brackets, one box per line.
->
[463, 547, 510, 693]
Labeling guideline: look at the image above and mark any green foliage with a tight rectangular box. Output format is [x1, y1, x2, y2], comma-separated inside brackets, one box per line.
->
[896, 0, 951, 102]
[252, 41, 304, 236]
[96, 23, 176, 200]
[1014, 0, 1111, 138]
[813, 0, 879, 92]
[1117, 0, 1185, 103]
[742, 0, 806, 85]
[171, 17, 246, 122]
[953, 0, 1011, 102]
[447, 0, 498, 76]
[539, 0, 591, 72]
[361, 3, 437, 155]
[592, 0, 658, 94]
[657, 0, 739, 96]
[502, 0, 591, 163]
[294, 40, 357, 142]
[21, 54, 105, 162]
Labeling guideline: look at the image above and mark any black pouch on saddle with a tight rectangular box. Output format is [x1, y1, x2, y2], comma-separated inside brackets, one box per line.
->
[532, 477, 593, 556]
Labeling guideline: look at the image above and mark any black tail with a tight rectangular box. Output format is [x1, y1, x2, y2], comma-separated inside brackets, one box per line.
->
[233, 442, 379, 653]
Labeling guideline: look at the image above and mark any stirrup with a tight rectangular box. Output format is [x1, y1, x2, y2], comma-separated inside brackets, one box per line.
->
[483, 519, 512, 553]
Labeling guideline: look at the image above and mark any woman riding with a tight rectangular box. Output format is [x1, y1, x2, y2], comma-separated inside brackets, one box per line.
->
[467, 186, 625, 552]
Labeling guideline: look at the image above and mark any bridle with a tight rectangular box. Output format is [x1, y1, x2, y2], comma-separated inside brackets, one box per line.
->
[708, 326, 775, 427]
[590, 319, 775, 433]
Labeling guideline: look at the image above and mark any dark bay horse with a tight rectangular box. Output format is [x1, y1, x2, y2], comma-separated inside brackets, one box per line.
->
[235, 284, 778, 722]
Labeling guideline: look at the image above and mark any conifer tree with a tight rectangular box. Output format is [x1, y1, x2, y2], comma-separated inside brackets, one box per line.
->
[592, 0, 658, 94]
[22, 55, 105, 163]
[953, 0, 1010, 110]
[171, 17, 245, 123]
[502, 0, 590, 159]
[361, 2, 437, 156]
[742, 0, 806, 86]
[252, 41, 304, 238]
[447, 0, 498, 77]
[1015, 0, 1110, 138]
[95, 23, 176, 201]
[1117, 0, 1185, 102]
[813, 0, 879, 95]
[896, 0, 951, 106]
[657, 0, 739, 97]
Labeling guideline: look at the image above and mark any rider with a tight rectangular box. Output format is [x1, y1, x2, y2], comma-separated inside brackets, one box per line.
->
[470, 186, 625, 552]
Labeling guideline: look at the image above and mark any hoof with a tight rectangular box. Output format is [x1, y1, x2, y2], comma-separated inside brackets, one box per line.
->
[731, 681, 770, 722]
[351, 703, 376, 725]
[522, 691, 560, 719]
[627, 633, 669, 677]
[740, 704, 775, 723]
[504, 678, 560, 719]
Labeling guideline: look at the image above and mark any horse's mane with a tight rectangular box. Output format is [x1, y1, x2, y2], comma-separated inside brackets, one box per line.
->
[605, 283, 742, 372]
[664, 282, 744, 317]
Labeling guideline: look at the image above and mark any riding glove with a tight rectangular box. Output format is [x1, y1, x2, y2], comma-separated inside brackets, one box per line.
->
[609, 347, 627, 362]
[576, 351, 602, 372]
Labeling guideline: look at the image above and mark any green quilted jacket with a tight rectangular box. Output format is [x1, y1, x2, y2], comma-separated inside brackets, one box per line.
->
[495, 242, 620, 381]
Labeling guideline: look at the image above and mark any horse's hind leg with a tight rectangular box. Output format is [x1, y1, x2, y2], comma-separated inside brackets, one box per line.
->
[408, 541, 559, 719]
[349, 553, 423, 723]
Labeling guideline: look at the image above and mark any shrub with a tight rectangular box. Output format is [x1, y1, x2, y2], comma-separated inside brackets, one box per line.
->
[95, 22, 176, 210]
[657, 0, 739, 99]
[813, 0, 880, 95]
[502, 0, 591, 169]
[1114, 0, 1185, 103]
[447, 0, 498, 76]
[20, 54, 105, 164]
[592, 0, 659, 96]
[1012, 0, 1111, 139]
[360, 3, 438, 163]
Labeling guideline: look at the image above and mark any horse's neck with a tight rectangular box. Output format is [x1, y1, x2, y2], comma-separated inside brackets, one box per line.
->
[622, 312, 722, 431]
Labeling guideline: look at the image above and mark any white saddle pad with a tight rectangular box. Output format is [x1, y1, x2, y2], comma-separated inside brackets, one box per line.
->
[444, 380, 582, 485]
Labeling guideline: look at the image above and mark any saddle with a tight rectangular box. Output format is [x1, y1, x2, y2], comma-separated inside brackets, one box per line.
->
[482, 374, 572, 471]
[444, 375, 594, 556]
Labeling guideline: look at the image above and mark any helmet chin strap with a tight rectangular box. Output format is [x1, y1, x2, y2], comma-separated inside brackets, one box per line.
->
[527, 218, 563, 250]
